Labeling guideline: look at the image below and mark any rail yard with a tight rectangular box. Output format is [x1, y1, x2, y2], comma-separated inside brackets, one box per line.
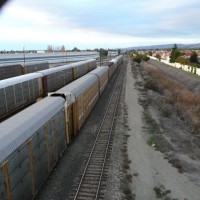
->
[1, 55, 200, 200]
[37, 57, 200, 200]
[0, 55, 124, 200]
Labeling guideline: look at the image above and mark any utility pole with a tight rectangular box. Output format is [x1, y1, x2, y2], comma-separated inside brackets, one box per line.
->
[65, 49, 67, 63]
[23, 45, 25, 64]
[99, 51, 101, 66]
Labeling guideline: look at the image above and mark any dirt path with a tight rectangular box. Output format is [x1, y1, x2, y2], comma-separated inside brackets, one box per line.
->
[125, 60, 200, 200]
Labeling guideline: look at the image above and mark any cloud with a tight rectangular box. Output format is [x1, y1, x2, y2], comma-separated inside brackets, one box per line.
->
[0, 0, 200, 50]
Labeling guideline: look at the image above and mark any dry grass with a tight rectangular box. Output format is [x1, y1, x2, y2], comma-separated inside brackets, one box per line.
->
[144, 63, 200, 134]
[121, 124, 135, 199]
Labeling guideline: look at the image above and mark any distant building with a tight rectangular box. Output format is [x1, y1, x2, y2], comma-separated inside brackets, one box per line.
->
[37, 50, 45, 53]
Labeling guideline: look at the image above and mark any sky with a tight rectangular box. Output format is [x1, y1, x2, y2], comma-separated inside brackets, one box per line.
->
[0, 0, 200, 50]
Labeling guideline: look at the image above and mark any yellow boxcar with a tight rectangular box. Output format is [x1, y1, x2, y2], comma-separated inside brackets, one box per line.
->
[52, 73, 99, 143]
[89, 66, 109, 95]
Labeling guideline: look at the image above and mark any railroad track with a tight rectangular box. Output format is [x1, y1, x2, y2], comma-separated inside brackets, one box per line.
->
[70, 60, 126, 200]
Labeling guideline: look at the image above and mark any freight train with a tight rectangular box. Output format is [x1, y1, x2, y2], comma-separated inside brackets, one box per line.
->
[0, 61, 49, 80]
[0, 55, 123, 200]
[0, 59, 96, 120]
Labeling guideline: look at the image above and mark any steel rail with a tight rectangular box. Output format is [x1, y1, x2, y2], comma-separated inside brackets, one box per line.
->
[73, 61, 125, 200]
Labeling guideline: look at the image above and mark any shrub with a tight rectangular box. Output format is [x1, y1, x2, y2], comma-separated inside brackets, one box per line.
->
[143, 63, 200, 134]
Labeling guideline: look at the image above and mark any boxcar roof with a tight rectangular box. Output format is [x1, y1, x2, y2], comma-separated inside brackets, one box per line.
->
[0, 96, 65, 163]
[73, 59, 96, 65]
[38, 63, 74, 75]
[0, 73, 42, 89]
[89, 66, 108, 78]
[70, 59, 96, 68]
[0, 63, 22, 68]
[109, 55, 123, 64]
[53, 73, 98, 103]
[39, 59, 96, 76]
[23, 61, 48, 66]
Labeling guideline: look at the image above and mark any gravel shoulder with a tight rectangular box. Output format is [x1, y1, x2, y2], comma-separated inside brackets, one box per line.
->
[125, 60, 200, 200]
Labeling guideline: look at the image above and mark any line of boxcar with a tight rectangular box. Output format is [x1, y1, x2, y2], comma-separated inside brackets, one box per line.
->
[0, 55, 123, 200]
[0, 61, 49, 81]
[0, 59, 96, 120]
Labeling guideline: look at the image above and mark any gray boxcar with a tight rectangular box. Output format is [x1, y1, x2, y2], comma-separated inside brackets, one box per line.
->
[0, 64, 23, 80]
[23, 61, 49, 74]
[0, 73, 43, 120]
[39, 65, 74, 93]
[39, 59, 96, 94]
[0, 96, 66, 200]
[71, 59, 96, 79]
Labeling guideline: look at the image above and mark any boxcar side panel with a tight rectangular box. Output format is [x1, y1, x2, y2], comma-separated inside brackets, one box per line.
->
[0, 65, 23, 80]
[66, 104, 74, 142]
[23, 62, 49, 74]
[74, 79, 99, 132]
[0, 77, 42, 120]
[99, 73, 108, 95]
[46, 68, 73, 93]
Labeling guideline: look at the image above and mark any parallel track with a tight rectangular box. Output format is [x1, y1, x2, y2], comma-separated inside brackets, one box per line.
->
[71, 61, 126, 200]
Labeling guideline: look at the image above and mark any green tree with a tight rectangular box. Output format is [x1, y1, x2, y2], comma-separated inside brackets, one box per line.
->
[148, 51, 152, 56]
[169, 44, 181, 63]
[99, 48, 108, 57]
[190, 51, 199, 63]
[132, 54, 142, 63]
[175, 57, 189, 66]
[130, 51, 149, 63]
[156, 54, 161, 61]
[72, 47, 81, 52]
[142, 54, 150, 61]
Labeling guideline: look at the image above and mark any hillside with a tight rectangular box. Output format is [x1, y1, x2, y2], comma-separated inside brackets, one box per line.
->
[123, 43, 200, 50]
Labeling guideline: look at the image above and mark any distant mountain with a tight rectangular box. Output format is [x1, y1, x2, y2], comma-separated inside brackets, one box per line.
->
[122, 43, 200, 50]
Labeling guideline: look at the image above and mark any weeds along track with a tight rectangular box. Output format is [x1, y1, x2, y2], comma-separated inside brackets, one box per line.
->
[70, 60, 127, 200]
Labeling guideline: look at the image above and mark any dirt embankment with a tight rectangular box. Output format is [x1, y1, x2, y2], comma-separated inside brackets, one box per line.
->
[125, 59, 200, 200]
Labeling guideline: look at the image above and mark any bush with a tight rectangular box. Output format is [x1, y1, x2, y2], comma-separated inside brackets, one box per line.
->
[143, 63, 200, 134]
